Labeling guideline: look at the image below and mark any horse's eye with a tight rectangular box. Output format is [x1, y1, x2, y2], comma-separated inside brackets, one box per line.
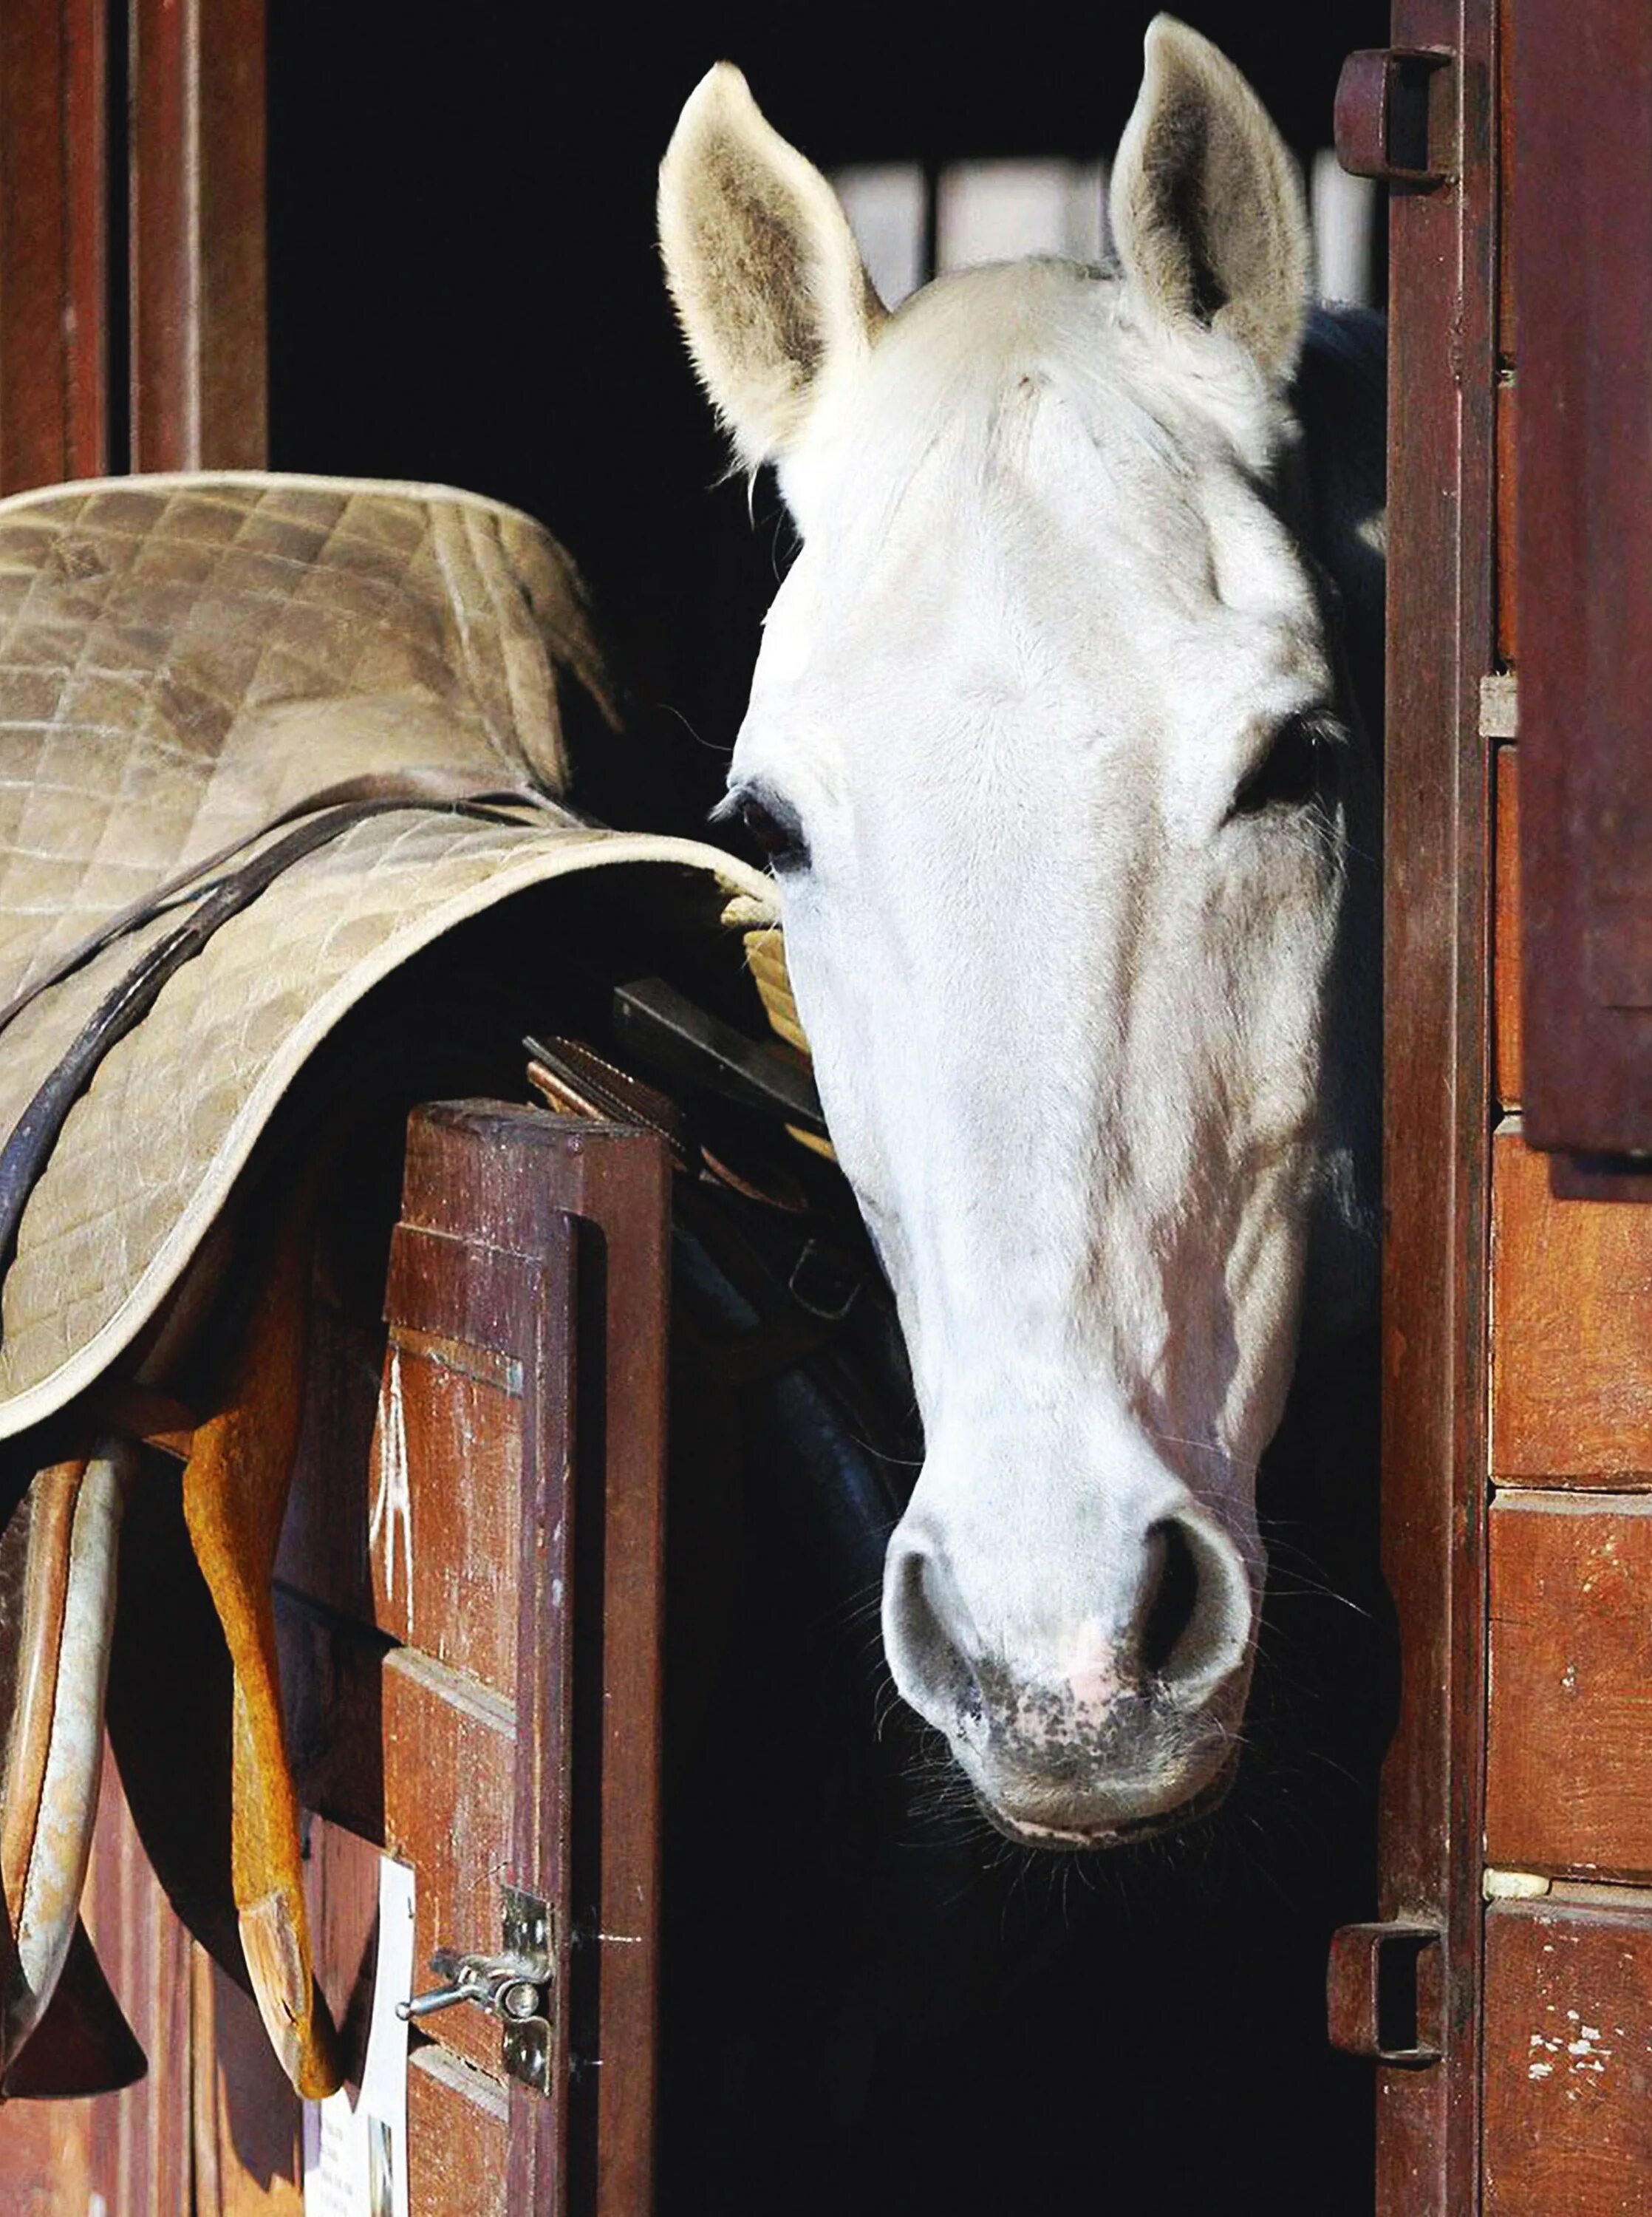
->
[736, 791, 809, 870]
[1231, 715, 1325, 817]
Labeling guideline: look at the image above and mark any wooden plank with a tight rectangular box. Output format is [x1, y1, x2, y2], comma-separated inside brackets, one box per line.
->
[191, 1952, 303, 2215]
[81, 1753, 195, 2216]
[1375, 1, 1501, 2205]
[382, 1647, 517, 2083]
[1496, 0, 1516, 358]
[1487, 1496, 1652, 1878]
[1495, 748, 1522, 1111]
[129, 0, 267, 469]
[368, 1272, 525, 1701]
[0, 0, 106, 491]
[408, 2045, 511, 2217]
[61, 0, 105, 479]
[0, 2090, 95, 2208]
[1513, 0, 1652, 1154]
[1495, 375, 1518, 669]
[1485, 1898, 1652, 2212]
[1491, 1128, 1652, 1485]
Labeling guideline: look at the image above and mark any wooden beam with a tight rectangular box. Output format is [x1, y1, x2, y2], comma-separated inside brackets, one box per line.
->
[129, 0, 266, 470]
[0, 0, 107, 492]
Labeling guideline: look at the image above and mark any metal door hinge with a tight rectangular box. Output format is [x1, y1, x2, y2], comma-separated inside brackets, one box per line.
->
[399, 1883, 556, 2092]
[1335, 50, 1458, 188]
[1327, 1921, 1445, 2065]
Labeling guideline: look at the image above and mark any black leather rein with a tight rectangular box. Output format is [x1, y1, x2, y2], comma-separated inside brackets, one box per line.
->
[0, 784, 553, 1281]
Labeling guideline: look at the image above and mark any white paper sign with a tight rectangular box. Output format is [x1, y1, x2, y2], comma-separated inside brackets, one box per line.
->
[303, 1855, 417, 2217]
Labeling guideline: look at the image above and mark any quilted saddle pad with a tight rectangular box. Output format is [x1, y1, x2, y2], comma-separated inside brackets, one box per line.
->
[0, 472, 774, 1439]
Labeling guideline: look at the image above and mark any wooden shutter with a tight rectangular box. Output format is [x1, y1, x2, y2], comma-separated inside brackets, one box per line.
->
[1513, 0, 1652, 1162]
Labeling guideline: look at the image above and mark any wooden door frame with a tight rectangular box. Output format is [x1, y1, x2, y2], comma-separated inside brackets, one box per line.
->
[1376, 0, 1498, 2207]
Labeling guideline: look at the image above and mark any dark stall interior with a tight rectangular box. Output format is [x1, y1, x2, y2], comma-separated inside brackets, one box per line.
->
[267, 7, 1391, 2209]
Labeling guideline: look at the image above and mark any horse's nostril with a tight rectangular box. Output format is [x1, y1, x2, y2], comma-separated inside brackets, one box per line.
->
[1139, 1519, 1204, 1680]
[887, 1539, 981, 1732]
[1131, 1515, 1254, 1702]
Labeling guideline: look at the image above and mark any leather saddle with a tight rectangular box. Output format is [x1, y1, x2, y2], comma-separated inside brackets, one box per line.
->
[0, 472, 779, 2099]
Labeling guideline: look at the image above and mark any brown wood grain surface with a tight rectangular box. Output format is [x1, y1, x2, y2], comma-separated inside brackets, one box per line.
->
[1375, 0, 1501, 2205]
[383, 1648, 518, 2083]
[367, 1315, 523, 1700]
[81, 1755, 195, 2216]
[304, 1815, 387, 2095]
[1496, 0, 1515, 360]
[1491, 1128, 1652, 1485]
[1485, 1898, 1652, 2212]
[409, 2043, 511, 2217]
[129, 0, 267, 469]
[1495, 749, 1522, 1111]
[1487, 1495, 1652, 1877]
[1495, 376, 1518, 669]
[0, 0, 106, 491]
[190, 1952, 303, 2215]
[0, 2090, 95, 2210]
[1513, 0, 1652, 1154]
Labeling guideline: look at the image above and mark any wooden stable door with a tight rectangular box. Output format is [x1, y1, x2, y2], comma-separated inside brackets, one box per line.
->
[279, 1104, 670, 2213]
[0, 1104, 669, 2211]
[1344, 1, 1652, 2209]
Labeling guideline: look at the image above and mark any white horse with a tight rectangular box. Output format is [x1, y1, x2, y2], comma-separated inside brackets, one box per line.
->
[659, 16, 1382, 1849]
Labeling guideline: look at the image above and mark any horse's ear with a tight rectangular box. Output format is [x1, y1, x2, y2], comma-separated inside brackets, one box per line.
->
[1108, 17, 1309, 384]
[659, 64, 884, 469]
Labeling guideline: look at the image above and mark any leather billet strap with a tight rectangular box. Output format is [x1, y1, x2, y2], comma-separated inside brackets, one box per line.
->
[0, 784, 556, 1286]
[0, 1439, 137, 2082]
[177, 1171, 342, 2099]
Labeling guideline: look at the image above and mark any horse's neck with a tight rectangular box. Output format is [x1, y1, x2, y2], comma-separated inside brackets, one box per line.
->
[1293, 306, 1387, 1350]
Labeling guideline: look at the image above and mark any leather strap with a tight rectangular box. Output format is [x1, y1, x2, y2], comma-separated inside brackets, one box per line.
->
[0, 1441, 134, 2079]
[0, 777, 550, 1039]
[179, 1171, 341, 2098]
[0, 786, 553, 1281]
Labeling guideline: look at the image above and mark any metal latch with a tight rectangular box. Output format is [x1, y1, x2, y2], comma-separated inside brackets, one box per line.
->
[1334, 50, 1457, 188]
[398, 1884, 555, 2091]
[1327, 1921, 1445, 2065]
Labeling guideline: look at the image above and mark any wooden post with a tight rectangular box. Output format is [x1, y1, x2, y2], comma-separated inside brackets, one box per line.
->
[129, 0, 267, 469]
[0, 0, 109, 491]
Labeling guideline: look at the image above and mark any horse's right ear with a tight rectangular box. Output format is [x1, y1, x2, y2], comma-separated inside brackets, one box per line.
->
[1108, 17, 1309, 383]
[658, 65, 884, 471]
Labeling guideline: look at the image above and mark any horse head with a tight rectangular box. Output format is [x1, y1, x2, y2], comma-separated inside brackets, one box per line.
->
[659, 16, 1382, 1848]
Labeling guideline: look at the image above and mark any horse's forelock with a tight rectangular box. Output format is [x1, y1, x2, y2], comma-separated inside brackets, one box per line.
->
[791, 259, 1314, 546]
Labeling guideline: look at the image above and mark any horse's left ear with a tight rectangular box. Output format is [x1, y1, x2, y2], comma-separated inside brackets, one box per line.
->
[1109, 17, 1310, 383]
[659, 64, 884, 471]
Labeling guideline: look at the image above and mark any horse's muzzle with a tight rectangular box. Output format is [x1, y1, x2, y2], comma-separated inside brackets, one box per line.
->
[881, 1505, 1257, 1845]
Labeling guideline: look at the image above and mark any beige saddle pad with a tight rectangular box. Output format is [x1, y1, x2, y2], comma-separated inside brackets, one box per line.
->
[0, 471, 772, 1439]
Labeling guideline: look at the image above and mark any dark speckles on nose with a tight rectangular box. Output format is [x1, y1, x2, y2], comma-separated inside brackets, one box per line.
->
[977, 1658, 1153, 1755]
